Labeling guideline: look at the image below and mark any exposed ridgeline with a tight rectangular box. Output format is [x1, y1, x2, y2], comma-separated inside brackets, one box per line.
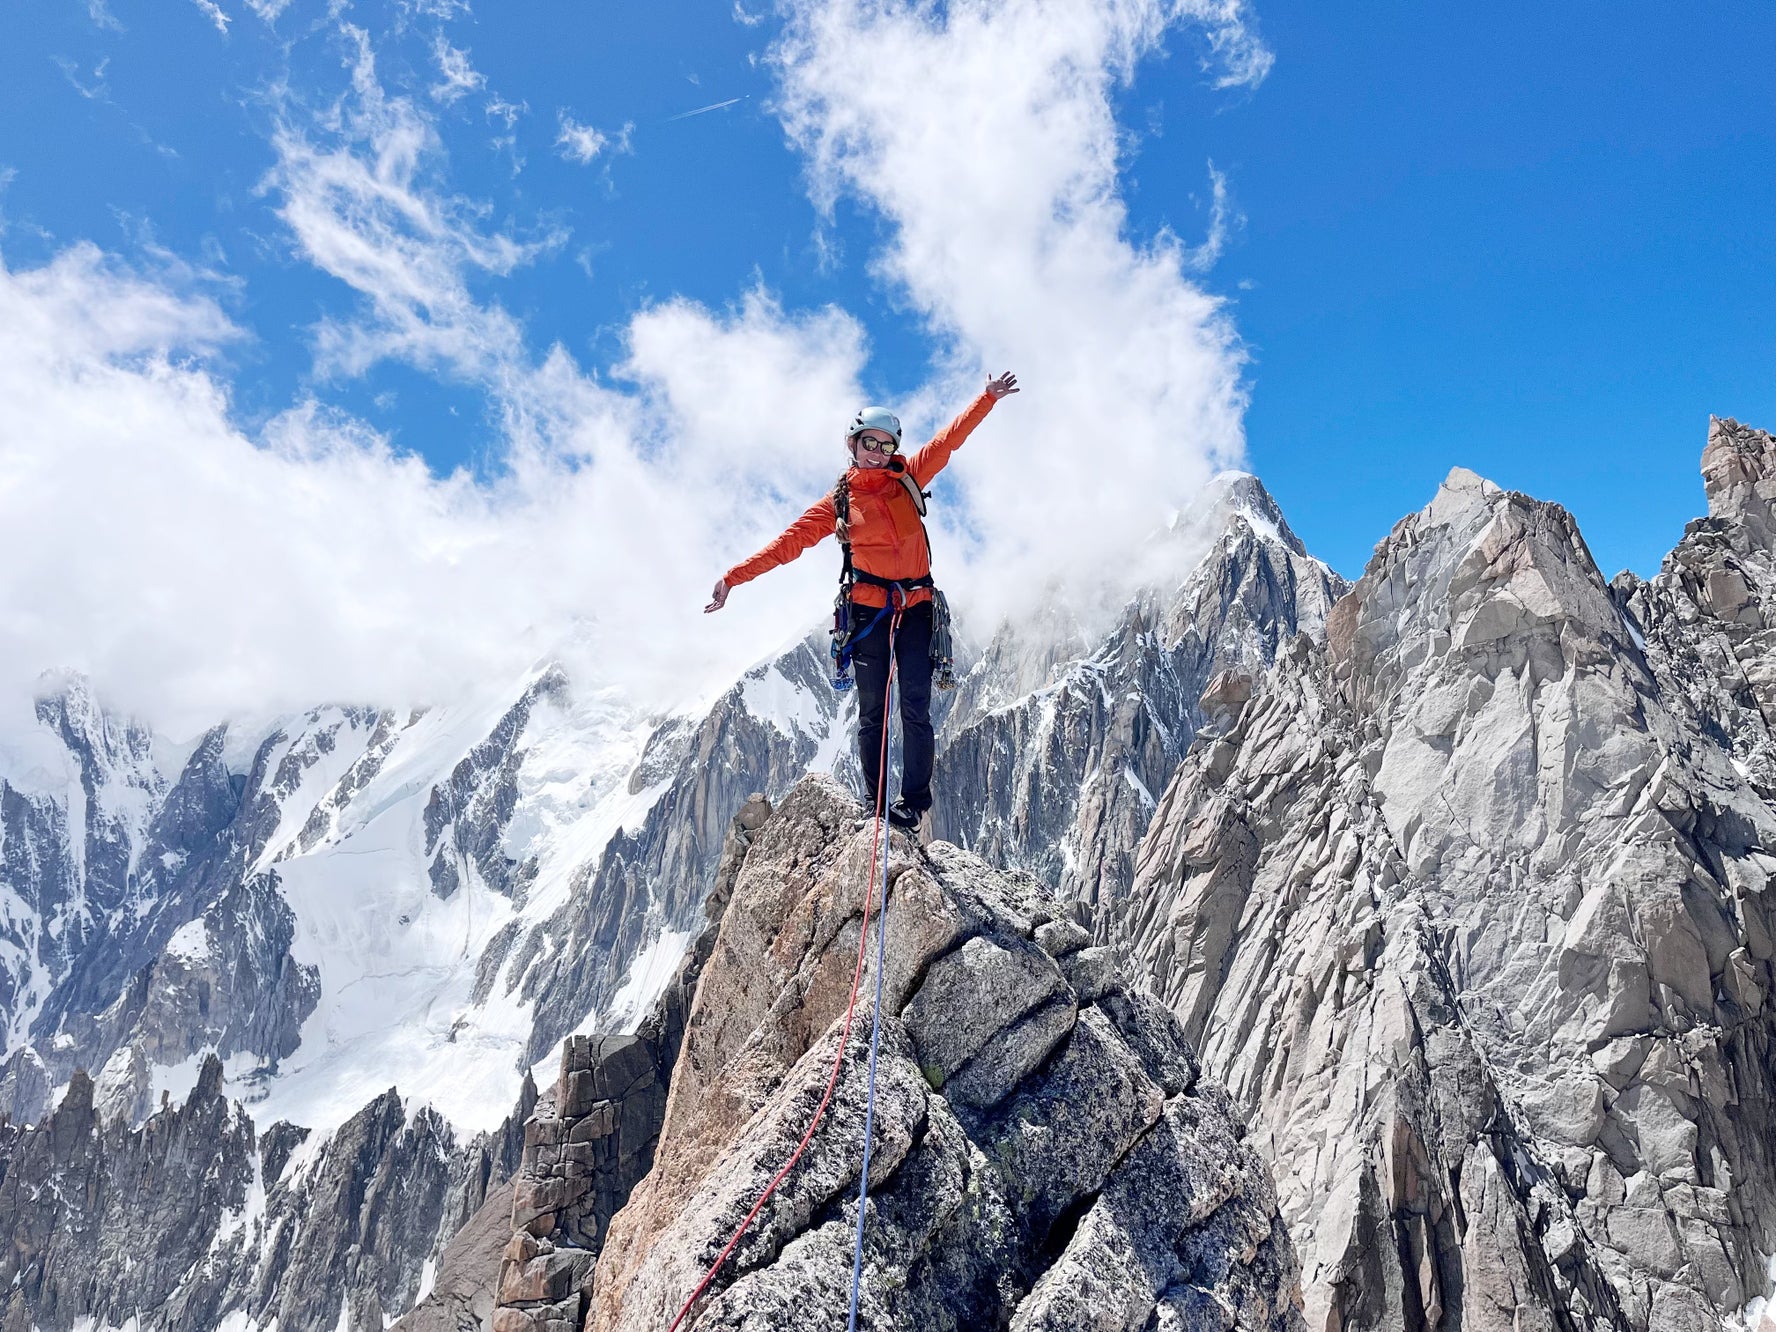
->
[586, 777, 1304, 1331]
[1110, 429, 1776, 1330]
[935, 474, 1347, 909]
[1620, 417, 1776, 798]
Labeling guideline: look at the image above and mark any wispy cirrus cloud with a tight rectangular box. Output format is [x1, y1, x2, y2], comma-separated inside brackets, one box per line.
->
[87, 0, 123, 32]
[429, 34, 484, 103]
[192, 0, 232, 35]
[555, 112, 631, 165]
[54, 55, 110, 101]
[263, 25, 559, 380]
[1180, 161, 1240, 272]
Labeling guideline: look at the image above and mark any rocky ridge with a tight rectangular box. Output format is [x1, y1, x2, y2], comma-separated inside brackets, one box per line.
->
[1111, 441, 1776, 1330]
[0, 1052, 533, 1332]
[588, 776, 1304, 1331]
[1619, 417, 1776, 797]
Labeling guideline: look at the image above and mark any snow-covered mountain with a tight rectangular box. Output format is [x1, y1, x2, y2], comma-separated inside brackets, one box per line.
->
[0, 642, 856, 1328]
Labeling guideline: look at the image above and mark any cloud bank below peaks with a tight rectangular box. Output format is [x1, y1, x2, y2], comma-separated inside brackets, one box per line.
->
[0, 240, 867, 739]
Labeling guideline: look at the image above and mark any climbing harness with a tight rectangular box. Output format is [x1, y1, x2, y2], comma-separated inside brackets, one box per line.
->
[666, 609, 905, 1332]
[828, 464, 954, 692]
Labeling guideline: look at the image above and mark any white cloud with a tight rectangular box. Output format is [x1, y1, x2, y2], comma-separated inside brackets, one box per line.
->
[56, 56, 110, 101]
[0, 35, 866, 734]
[770, 0, 1266, 628]
[485, 96, 526, 128]
[0, 244, 864, 737]
[1180, 160, 1239, 272]
[262, 26, 558, 380]
[398, 0, 470, 19]
[555, 113, 631, 165]
[1198, 0, 1273, 88]
[430, 35, 485, 103]
[1, 0, 1272, 736]
[193, 0, 232, 35]
[243, 0, 292, 22]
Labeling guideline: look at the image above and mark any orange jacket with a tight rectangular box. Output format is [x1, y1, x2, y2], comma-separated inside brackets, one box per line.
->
[724, 391, 996, 609]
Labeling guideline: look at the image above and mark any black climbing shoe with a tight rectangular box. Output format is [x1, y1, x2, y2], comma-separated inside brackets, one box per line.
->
[887, 800, 924, 831]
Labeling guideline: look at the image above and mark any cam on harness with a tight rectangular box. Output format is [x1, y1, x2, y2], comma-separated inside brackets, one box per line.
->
[828, 463, 957, 693]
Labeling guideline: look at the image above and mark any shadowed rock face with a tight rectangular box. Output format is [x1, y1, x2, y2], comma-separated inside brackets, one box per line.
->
[1111, 453, 1776, 1331]
[0, 1054, 535, 1332]
[590, 777, 1304, 1332]
[474, 798, 771, 1332]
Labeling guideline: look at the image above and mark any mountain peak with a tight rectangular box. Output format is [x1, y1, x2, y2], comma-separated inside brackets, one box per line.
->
[1188, 470, 1311, 558]
[1421, 464, 1503, 529]
[1702, 415, 1776, 548]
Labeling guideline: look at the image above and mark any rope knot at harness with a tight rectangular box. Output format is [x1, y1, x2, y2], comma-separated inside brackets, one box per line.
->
[665, 607, 906, 1332]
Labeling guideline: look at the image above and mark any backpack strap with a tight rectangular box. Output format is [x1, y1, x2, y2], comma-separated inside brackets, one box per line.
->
[895, 469, 928, 517]
[831, 470, 856, 589]
[827, 463, 939, 689]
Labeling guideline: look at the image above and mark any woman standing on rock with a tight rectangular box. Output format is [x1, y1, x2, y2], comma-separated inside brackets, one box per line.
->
[706, 372, 1020, 830]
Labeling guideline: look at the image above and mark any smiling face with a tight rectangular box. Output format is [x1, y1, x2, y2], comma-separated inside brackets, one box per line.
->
[848, 428, 899, 469]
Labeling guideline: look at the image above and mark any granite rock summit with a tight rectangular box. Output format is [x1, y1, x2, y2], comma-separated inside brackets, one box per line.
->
[589, 777, 1305, 1332]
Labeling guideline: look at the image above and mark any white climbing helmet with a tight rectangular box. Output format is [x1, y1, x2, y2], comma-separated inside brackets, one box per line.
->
[847, 405, 901, 446]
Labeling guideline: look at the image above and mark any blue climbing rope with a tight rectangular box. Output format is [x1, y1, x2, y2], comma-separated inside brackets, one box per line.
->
[665, 600, 907, 1332]
[847, 608, 900, 1331]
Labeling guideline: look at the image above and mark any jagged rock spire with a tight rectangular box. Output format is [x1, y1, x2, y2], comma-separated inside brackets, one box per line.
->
[1114, 449, 1776, 1331]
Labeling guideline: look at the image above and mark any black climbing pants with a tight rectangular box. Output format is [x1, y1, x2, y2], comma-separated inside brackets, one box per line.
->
[851, 598, 934, 814]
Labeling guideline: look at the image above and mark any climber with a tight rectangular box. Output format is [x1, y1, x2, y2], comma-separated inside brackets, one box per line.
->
[705, 371, 1020, 831]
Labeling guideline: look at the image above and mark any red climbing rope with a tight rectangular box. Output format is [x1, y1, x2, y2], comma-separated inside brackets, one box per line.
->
[665, 606, 904, 1332]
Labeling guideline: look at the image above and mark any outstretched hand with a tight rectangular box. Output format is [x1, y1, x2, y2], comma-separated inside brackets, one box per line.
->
[985, 370, 1019, 400]
[704, 578, 730, 613]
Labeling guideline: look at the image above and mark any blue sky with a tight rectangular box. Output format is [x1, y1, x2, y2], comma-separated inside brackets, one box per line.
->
[1, 0, 1772, 727]
[7, 0, 1771, 581]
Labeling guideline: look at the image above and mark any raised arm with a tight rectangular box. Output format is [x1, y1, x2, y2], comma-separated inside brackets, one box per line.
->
[906, 370, 1019, 489]
[706, 492, 839, 612]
